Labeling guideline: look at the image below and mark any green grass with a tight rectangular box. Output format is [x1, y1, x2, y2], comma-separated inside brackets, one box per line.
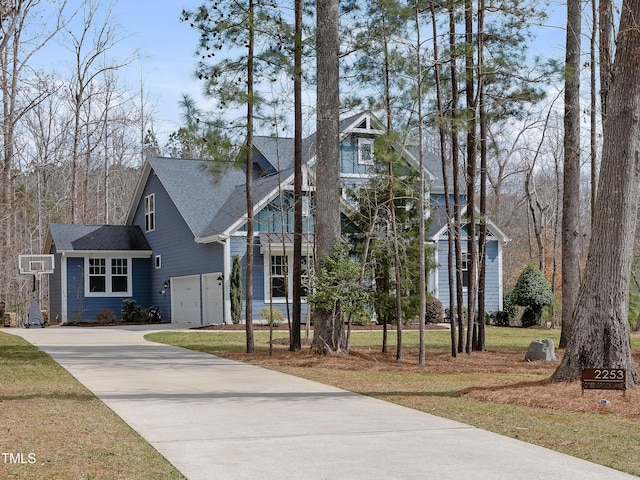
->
[147, 327, 640, 477]
[0, 331, 185, 480]
[145, 325, 564, 352]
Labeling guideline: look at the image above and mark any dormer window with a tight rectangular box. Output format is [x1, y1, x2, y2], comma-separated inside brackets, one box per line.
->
[358, 138, 374, 165]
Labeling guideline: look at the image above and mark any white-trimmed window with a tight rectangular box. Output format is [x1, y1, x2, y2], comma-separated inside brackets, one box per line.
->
[88, 258, 106, 293]
[270, 255, 288, 299]
[358, 138, 374, 165]
[145, 194, 155, 232]
[265, 254, 313, 302]
[111, 258, 128, 293]
[461, 252, 469, 288]
[86, 257, 131, 296]
[155, 255, 162, 269]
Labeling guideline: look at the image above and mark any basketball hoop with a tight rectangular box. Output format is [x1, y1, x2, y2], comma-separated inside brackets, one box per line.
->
[18, 254, 54, 328]
[18, 255, 54, 276]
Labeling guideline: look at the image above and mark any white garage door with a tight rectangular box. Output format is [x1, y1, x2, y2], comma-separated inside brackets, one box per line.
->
[170, 275, 201, 325]
[202, 272, 224, 325]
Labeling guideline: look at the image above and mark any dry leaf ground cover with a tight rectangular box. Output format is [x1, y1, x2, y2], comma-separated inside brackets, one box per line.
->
[0, 331, 185, 480]
[148, 326, 640, 476]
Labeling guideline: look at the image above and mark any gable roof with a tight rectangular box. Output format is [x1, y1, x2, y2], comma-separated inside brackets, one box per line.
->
[148, 157, 246, 239]
[427, 205, 510, 244]
[45, 224, 151, 253]
[126, 111, 494, 243]
[126, 156, 293, 241]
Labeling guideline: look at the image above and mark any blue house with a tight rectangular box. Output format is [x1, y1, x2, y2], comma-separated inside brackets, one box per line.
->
[45, 111, 508, 325]
[44, 225, 153, 323]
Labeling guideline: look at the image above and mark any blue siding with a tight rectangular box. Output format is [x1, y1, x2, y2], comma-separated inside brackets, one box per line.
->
[340, 135, 374, 176]
[131, 171, 224, 321]
[65, 256, 152, 322]
[231, 236, 310, 322]
[436, 239, 502, 312]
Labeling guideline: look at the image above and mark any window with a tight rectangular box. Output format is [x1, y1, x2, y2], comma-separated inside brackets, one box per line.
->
[461, 252, 469, 288]
[358, 138, 374, 165]
[89, 258, 106, 293]
[111, 258, 128, 292]
[265, 254, 313, 302]
[145, 194, 155, 232]
[155, 255, 162, 269]
[270, 255, 288, 299]
[300, 256, 312, 297]
[86, 257, 131, 296]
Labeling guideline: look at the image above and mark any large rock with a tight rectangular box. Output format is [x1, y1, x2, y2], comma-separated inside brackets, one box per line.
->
[525, 338, 556, 361]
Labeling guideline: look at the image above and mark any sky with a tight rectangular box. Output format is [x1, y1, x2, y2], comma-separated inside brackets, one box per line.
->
[107, 0, 208, 136]
[30, 0, 569, 142]
[30, 0, 209, 138]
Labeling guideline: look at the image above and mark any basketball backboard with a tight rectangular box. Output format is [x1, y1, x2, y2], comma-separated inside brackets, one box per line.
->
[19, 254, 55, 275]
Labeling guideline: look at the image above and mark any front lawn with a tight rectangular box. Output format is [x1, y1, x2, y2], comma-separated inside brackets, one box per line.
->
[0, 331, 185, 480]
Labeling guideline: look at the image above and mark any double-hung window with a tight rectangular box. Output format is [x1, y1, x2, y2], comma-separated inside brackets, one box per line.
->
[461, 252, 470, 288]
[111, 258, 129, 293]
[266, 254, 313, 302]
[145, 194, 155, 232]
[86, 257, 131, 296]
[358, 138, 374, 165]
[88, 258, 106, 293]
[270, 255, 288, 299]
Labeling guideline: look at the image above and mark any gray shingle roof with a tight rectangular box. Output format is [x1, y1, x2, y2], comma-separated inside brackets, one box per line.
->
[48, 224, 151, 252]
[146, 111, 458, 240]
[149, 155, 294, 239]
[148, 157, 246, 238]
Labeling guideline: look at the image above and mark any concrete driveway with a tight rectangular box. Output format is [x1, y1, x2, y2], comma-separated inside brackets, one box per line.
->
[7, 325, 637, 480]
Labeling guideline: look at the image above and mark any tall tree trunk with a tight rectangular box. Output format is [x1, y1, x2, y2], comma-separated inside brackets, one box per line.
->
[312, 0, 342, 353]
[389, 157, 403, 361]
[598, 0, 613, 118]
[475, 0, 487, 351]
[559, 0, 581, 349]
[415, 0, 426, 366]
[244, 0, 255, 354]
[464, 0, 476, 355]
[449, 2, 464, 353]
[291, 0, 303, 352]
[589, 0, 597, 226]
[379, 22, 403, 362]
[431, 2, 456, 357]
[552, 0, 640, 388]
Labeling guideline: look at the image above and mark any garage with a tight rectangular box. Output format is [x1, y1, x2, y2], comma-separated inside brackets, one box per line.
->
[202, 272, 224, 325]
[170, 275, 201, 325]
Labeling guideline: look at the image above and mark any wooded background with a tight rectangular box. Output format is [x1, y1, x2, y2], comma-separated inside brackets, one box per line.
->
[0, 0, 619, 331]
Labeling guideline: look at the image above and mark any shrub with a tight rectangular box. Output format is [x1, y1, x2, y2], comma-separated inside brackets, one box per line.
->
[307, 243, 370, 323]
[121, 299, 143, 323]
[351, 313, 375, 326]
[96, 309, 115, 325]
[512, 264, 553, 327]
[445, 306, 467, 324]
[425, 297, 444, 324]
[259, 306, 284, 327]
[487, 310, 511, 326]
[503, 290, 516, 319]
[230, 254, 243, 324]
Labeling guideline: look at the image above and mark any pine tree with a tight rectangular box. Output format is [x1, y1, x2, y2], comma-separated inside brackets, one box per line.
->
[183, 0, 292, 353]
